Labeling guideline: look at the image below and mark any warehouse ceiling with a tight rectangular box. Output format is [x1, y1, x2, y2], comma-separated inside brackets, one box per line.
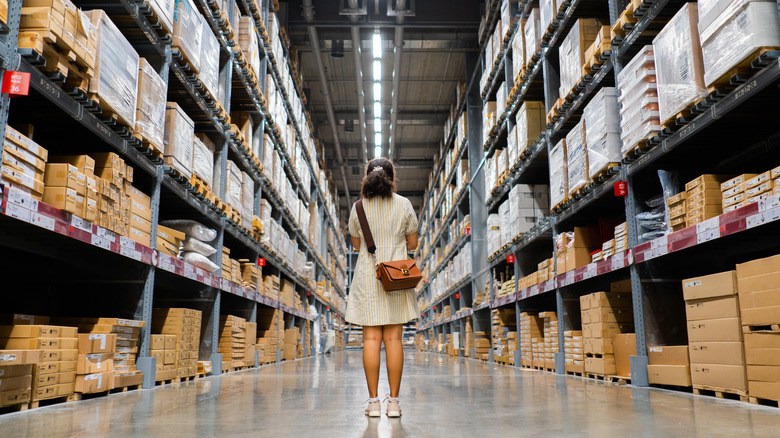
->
[282, 0, 481, 216]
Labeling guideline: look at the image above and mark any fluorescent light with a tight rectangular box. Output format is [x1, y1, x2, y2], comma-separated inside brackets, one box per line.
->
[374, 132, 382, 146]
[374, 101, 381, 116]
[373, 82, 381, 101]
[374, 117, 381, 128]
[372, 33, 382, 58]
[374, 146, 382, 158]
[373, 60, 381, 81]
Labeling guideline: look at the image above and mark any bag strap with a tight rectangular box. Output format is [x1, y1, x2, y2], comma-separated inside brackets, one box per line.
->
[355, 199, 376, 254]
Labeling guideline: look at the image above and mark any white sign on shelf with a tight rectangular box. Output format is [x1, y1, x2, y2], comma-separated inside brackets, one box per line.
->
[70, 215, 92, 233]
[31, 213, 55, 231]
[6, 203, 32, 223]
[91, 234, 112, 251]
[584, 263, 597, 279]
[696, 217, 719, 234]
[119, 236, 135, 248]
[746, 212, 765, 229]
[95, 226, 115, 241]
[564, 271, 574, 286]
[697, 228, 720, 244]
[611, 253, 625, 271]
[7, 187, 37, 210]
[158, 253, 176, 272]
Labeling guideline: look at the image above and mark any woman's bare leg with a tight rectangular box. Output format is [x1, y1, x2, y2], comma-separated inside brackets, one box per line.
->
[382, 324, 404, 398]
[363, 326, 383, 398]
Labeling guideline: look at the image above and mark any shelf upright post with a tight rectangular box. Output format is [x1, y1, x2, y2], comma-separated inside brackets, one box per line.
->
[0, 0, 22, 158]
[625, 171, 650, 387]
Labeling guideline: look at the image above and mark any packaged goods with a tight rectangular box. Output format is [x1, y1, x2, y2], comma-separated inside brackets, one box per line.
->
[192, 135, 214, 188]
[160, 220, 217, 242]
[172, 0, 202, 73]
[86, 10, 140, 128]
[198, 13, 221, 99]
[524, 9, 542, 69]
[558, 19, 601, 99]
[583, 87, 621, 178]
[653, 3, 706, 124]
[549, 139, 568, 209]
[164, 103, 195, 179]
[147, 0, 175, 34]
[135, 58, 167, 153]
[238, 16, 261, 77]
[566, 120, 588, 195]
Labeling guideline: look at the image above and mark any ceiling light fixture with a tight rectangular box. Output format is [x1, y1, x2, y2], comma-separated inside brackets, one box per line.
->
[373, 82, 381, 101]
[372, 33, 382, 58]
[374, 146, 382, 158]
[374, 132, 382, 146]
[373, 101, 381, 116]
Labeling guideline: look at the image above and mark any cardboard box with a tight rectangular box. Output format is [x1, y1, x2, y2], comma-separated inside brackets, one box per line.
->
[613, 334, 636, 377]
[0, 375, 33, 391]
[684, 296, 740, 321]
[583, 307, 634, 324]
[647, 365, 692, 386]
[75, 371, 113, 393]
[0, 325, 64, 338]
[151, 335, 164, 351]
[583, 323, 632, 339]
[691, 364, 747, 392]
[585, 291, 633, 309]
[42, 187, 79, 214]
[77, 353, 114, 374]
[687, 318, 742, 342]
[585, 356, 616, 375]
[681, 271, 736, 300]
[0, 364, 33, 379]
[164, 102, 194, 179]
[566, 246, 591, 272]
[77, 334, 116, 354]
[748, 380, 780, 401]
[0, 388, 31, 407]
[689, 342, 745, 366]
[648, 346, 690, 366]
[0, 350, 43, 366]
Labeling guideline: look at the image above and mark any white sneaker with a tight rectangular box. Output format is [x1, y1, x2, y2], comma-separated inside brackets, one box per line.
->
[365, 397, 381, 417]
[384, 395, 401, 418]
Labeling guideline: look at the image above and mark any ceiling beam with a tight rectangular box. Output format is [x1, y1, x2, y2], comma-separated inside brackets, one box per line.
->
[287, 0, 481, 28]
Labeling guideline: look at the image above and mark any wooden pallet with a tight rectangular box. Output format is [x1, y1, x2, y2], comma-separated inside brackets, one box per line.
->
[173, 375, 198, 383]
[585, 373, 607, 381]
[18, 31, 93, 93]
[28, 394, 77, 410]
[87, 92, 136, 133]
[606, 375, 631, 385]
[693, 385, 749, 402]
[591, 162, 621, 182]
[72, 390, 111, 401]
[171, 44, 201, 74]
[566, 371, 584, 377]
[109, 383, 142, 394]
[706, 47, 780, 93]
[749, 396, 780, 408]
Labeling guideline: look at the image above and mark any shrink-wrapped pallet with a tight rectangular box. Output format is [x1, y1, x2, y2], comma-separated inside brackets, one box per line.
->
[172, 0, 202, 72]
[135, 58, 166, 153]
[164, 102, 194, 179]
[511, 30, 525, 81]
[524, 8, 542, 69]
[583, 87, 621, 179]
[488, 213, 501, 256]
[700, 1, 780, 87]
[618, 46, 661, 156]
[696, 0, 774, 32]
[558, 19, 601, 99]
[226, 161, 242, 210]
[199, 13, 221, 100]
[508, 124, 518, 167]
[242, 172, 254, 228]
[238, 16, 261, 77]
[549, 139, 568, 210]
[148, 0, 175, 35]
[499, 199, 511, 246]
[485, 155, 497, 193]
[515, 101, 546, 157]
[86, 10, 139, 128]
[192, 134, 214, 187]
[566, 120, 588, 195]
[540, 0, 555, 36]
[652, 3, 706, 124]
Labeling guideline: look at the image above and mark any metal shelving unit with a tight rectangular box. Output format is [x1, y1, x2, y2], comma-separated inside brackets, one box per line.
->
[0, 0, 347, 386]
[416, 0, 780, 388]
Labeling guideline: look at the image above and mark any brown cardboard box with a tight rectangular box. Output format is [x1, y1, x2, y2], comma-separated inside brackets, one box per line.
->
[76, 353, 114, 374]
[686, 318, 742, 342]
[151, 335, 164, 351]
[647, 365, 692, 386]
[585, 356, 616, 375]
[722, 174, 758, 191]
[42, 187, 79, 214]
[613, 334, 636, 377]
[747, 365, 780, 383]
[685, 296, 740, 321]
[0, 364, 33, 378]
[565, 246, 591, 272]
[164, 335, 177, 350]
[689, 342, 745, 365]
[682, 271, 737, 300]
[0, 375, 33, 391]
[0, 325, 63, 338]
[77, 334, 116, 354]
[583, 307, 634, 324]
[648, 346, 690, 365]
[587, 291, 633, 309]
[0, 350, 43, 366]
[691, 364, 746, 392]
[0, 388, 31, 407]
[583, 338, 613, 355]
[748, 381, 780, 401]
[44, 163, 86, 195]
[583, 323, 632, 339]
[75, 371, 113, 393]
[1, 338, 63, 350]
[49, 155, 95, 174]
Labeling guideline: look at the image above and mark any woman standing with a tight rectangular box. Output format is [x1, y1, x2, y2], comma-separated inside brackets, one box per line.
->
[346, 158, 419, 418]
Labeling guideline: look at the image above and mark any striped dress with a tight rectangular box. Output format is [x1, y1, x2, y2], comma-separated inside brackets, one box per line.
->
[346, 193, 420, 326]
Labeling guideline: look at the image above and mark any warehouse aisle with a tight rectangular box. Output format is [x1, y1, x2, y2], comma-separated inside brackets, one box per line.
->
[2, 350, 780, 437]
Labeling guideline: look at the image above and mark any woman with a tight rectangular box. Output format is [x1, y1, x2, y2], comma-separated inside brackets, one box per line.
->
[346, 158, 419, 418]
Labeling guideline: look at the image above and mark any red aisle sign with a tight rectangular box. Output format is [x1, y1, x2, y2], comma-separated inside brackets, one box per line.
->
[257, 257, 266, 266]
[454, 293, 460, 299]
[2, 71, 30, 97]
[507, 254, 515, 264]
[614, 181, 628, 197]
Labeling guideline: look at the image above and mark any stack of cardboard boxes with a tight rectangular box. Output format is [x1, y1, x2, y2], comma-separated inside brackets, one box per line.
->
[737, 254, 780, 403]
[540, 311, 558, 370]
[0, 321, 78, 403]
[685, 174, 728, 227]
[556, 227, 591, 274]
[492, 309, 516, 364]
[667, 191, 687, 232]
[157, 224, 184, 257]
[152, 308, 201, 380]
[283, 327, 299, 361]
[150, 334, 178, 381]
[75, 332, 116, 394]
[240, 261, 262, 292]
[564, 330, 584, 374]
[464, 318, 473, 358]
[219, 315, 247, 370]
[2, 127, 48, 201]
[646, 345, 692, 387]
[683, 271, 747, 396]
[519, 312, 543, 367]
[581, 282, 634, 377]
[474, 331, 491, 360]
[257, 308, 280, 364]
[0, 346, 40, 408]
[262, 275, 281, 300]
[245, 322, 257, 367]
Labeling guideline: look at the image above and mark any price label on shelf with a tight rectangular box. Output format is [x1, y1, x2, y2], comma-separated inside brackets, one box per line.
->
[6, 203, 32, 223]
[564, 271, 574, 286]
[91, 234, 112, 251]
[31, 213, 55, 231]
[70, 215, 92, 233]
[697, 228, 720, 244]
[158, 253, 175, 272]
[119, 236, 134, 248]
[696, 217, 720, 234]
[119, 245, 142, 261]
[584, 263, 597, 279]
[766, 207, 780, 223]
[746, 212, 765, 229]
[95, 226, 115, 241]
[184, 263, 197, 280]
[611, 253, 625, 271]
[7, 187, 37, 210]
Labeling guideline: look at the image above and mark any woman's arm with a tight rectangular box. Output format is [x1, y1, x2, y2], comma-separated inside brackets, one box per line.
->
[351, 236, 361, 251]
[405, 233, 418, 252]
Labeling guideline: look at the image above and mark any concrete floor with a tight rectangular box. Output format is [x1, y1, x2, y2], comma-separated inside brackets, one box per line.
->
[1, 350, 779, 437]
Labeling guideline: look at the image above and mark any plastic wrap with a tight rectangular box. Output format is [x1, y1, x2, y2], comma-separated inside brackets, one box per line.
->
[512, 30, 525, 81]
[485, 155, 496, 192]
[696, 0, 773, 32]
[566, 120, 588, 195]
[507, 124, 518, 166]
[238, 16, 261, 77]
[583, 87, 621, 179]
[700, 2, 780, 87]
[499, 200, 511, 245]
[515, 101, 545, 156]
[540, 0, 554, 35]
[227, 160, 242, 209]
[160, 219, 217, 241]
[182, 237, 217, 256]
[199, 13, 220, 100]
[148, 0, 175, 34]
[173, 0, 202, 72]
[180, 251, 219, 272]
[559, 19, 600, 99]
[524, 8, 542, 69]
[135, 58, 166, 152]
[653, 3, 706, 124]
[618, 46, 661, 156]
[242, 171, 254, 227]
[549, 139, 568, 209]
[488, 213, 501, 256]
[164, 102, 194, 179]
[86, 10, 139, 128]
[192, 134, 214, 187]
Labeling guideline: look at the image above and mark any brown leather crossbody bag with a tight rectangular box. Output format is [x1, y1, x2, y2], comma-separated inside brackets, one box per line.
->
[355, 199, 422, 292]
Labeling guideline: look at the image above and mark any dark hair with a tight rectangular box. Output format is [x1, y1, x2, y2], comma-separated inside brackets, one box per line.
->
[361, 158, 396, 198]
